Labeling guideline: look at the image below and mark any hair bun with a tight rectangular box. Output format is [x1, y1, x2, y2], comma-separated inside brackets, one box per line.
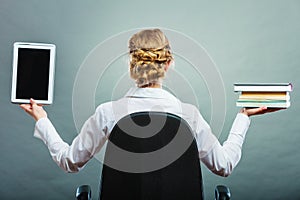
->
[128, 29, 174, 87]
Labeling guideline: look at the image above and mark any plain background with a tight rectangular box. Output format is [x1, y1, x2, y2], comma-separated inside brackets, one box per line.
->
[0, 0, 299, 199]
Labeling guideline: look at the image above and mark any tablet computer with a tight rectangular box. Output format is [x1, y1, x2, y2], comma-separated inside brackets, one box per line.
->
[11, 42, 56, 104]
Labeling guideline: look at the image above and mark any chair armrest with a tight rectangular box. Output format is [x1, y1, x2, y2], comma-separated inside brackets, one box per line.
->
[76, 185, 92, 200]
[215, 185, 231, 200]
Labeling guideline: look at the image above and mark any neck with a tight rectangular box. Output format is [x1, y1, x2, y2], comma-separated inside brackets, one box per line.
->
[139, 82, 162, 88]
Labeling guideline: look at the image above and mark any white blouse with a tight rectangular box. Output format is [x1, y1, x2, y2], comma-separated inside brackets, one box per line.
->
[34, 87, 250, 176]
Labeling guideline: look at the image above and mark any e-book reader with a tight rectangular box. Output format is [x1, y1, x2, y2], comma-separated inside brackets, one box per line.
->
[11, 42, 56, 104]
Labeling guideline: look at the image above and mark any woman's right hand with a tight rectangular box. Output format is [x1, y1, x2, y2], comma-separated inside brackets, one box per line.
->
[20, 98, 47, 121]
[240, 106, 284, 117]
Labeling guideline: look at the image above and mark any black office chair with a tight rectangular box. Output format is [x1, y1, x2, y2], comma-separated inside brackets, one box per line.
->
[76, 112, 231, 200]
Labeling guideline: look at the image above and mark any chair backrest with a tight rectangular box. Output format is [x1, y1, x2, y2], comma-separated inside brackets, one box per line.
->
[99, 112, 203, 200]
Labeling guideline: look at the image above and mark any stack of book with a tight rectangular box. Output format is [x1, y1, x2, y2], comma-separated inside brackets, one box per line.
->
[234, 83, 292, 108]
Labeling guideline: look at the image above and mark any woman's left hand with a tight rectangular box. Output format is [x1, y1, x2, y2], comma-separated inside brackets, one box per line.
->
[20, 98, 47, 121]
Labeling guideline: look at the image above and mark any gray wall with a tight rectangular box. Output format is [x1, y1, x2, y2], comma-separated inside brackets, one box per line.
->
[1, 0, 299, 199]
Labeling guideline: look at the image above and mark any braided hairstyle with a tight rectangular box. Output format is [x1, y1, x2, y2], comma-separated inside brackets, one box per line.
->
[129, 29, 174, 87]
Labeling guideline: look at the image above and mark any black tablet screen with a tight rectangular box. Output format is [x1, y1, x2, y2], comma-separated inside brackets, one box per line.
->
[16, 48, 50, 100]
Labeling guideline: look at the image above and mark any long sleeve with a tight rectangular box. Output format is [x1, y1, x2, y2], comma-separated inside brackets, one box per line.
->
[34, 106, 108, 173]
[198, 113, 250, 177]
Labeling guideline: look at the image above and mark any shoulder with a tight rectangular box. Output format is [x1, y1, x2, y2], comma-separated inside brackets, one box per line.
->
[95, 101, 113, 112]
[179, 102, 209, 128]
[94, 101, 115, 121]
[180, 102, 202, 118]
[94, 98, 129, 123]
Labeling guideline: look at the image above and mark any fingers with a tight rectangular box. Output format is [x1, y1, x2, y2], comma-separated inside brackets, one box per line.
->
[20, 104, 31, 112]
[19, 99, 47, 121]
[30, 98, 35, 104]
[19, 99, 37, 117]
[243, 106, 285, 117]
[240, 107, 265, 116]
[264, 107, 285, 113]
[256, 106, 268, 114]
[19, 104, 34, 118]
[30, 98, 39, 107]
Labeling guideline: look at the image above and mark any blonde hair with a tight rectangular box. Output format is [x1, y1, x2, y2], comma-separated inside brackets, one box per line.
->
[128, 29, 173, 87]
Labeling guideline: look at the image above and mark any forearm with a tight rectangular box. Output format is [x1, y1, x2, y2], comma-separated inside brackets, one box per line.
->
[201, 113, 250, 177]
[34, 118, 90, 173]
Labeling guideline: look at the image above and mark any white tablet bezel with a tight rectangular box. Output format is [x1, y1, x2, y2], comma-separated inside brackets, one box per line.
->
[11, 42, 56, 104]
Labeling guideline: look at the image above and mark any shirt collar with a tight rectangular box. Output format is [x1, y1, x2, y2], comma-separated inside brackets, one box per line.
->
[124, 87, 178, 101]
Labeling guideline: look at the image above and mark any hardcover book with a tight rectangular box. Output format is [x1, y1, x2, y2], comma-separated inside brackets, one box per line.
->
[234, 83, 292, 108]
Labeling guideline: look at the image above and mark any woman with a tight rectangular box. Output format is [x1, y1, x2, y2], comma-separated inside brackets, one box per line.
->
[20, 28, 277, 176]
